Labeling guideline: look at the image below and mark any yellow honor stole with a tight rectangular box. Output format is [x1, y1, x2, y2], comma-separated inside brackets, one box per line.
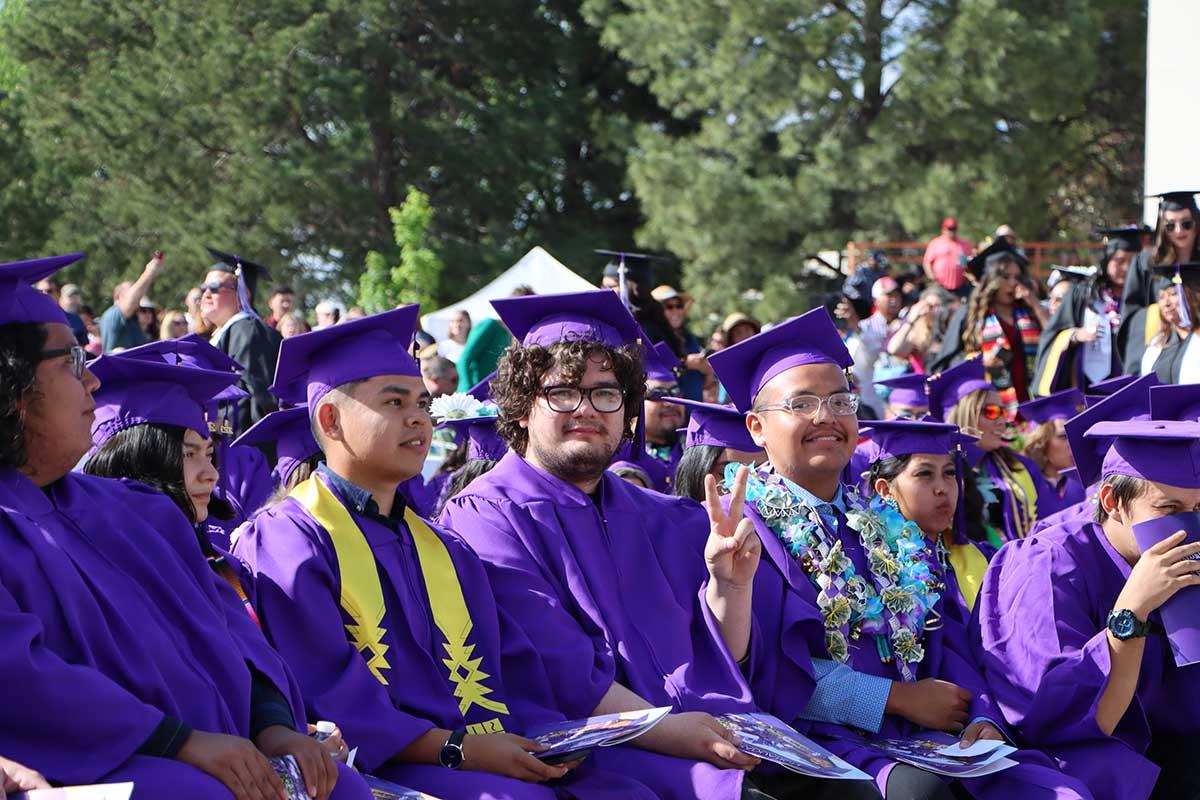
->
[289, 476, 508, 731]
[945, 539, 988, 612]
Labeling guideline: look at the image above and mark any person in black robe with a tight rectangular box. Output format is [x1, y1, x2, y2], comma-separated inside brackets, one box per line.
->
[199, 247, 282, 430]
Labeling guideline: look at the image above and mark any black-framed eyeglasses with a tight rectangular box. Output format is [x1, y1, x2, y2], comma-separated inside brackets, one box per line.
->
[754, 392, 860, 418]
[645, 386, 681, 401]
[1166, 220, 1196, 233]
[541, 384, 626, 414]
[199, 281, 237, 294]
[40, 345, 87, 380]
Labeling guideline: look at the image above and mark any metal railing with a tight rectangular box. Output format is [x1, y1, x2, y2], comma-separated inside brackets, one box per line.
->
[846, 240, 1101, 280]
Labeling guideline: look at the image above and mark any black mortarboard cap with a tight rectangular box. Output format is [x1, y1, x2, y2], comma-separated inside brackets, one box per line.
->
[966, 238, 1029, 280]
[1149, 190, 1200, 214]
[205, 246, 271, 298]
[596, 249, 669, 286]
[1094, 225, 1144, 253]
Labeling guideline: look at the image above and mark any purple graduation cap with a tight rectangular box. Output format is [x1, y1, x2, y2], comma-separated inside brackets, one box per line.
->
[706, 307, 853, 413]
[271, 305, 422, 411]
[1063, 373, 1157, 487]
[0, 253, 85, 326]
[233, 405, 321, 487]
[467, 372, 495, 402]
[1086, 419, 1200, 489]
[925, 355, 995, 422]
[491, 289, 642, 349]
[858, 418, 976, 463]
[89, 356, 241, 447]
[117, 334, 247, 404]
[663, 397, 757, 452]
[645, 339, 680, 383]
[966, 238, 1028, 280]
[438, 415, 508, 462]
[1088, 373, 1138, 396]
[1150, 383, 1200, 422]
[876, 373, 929, 412]
[1018, 389, 1086, 426]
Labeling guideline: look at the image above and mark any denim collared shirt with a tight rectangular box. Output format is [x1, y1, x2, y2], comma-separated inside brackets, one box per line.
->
[317, 463, 407, 527]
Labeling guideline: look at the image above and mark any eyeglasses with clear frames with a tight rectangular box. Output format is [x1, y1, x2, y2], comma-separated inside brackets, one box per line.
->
[39, 345, 87, 380]
[754, 392, 860, 418]
[541, 385, 626, 414]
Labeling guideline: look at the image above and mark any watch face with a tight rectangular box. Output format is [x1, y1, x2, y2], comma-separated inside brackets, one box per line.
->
[1110, 610, 1135, 638]
[440, 743, 464, 769]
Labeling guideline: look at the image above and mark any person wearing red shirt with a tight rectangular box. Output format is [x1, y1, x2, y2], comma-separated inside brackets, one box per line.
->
[922, 217, 974, 295]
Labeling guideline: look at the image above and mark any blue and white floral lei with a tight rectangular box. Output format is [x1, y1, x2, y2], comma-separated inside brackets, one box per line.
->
[724, 462, 943, 682]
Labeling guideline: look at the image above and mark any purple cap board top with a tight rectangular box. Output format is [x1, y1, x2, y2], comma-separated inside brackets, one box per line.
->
[271, 305, 422, 412]
[925, 356, 995, 422]
[1064, 374, 1157, 487]
[0, 253, 85, 326]
[118, 334, 248, 404]
[234, 405, 321, 486]
[876, 373, 929, 410]
[1088, 374, 1138, 396]
[491, 290, 643, 350]
[1086, 419, 1200, 489]
[467, 373, 495, 403]
[644, 339, 679, 383]
[663, 397, 758, 452]
[1150, 383, 1200, 422]
[706, 307, 853, 413]
[1019, 389, 1086, 426]
[857, 419, 977, 465]
[89, 356, 241, 448]
[438, 415, 508, 462]
[1132, 511, 1200, 667]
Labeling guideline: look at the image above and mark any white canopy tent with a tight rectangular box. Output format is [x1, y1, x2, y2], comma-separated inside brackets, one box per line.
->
[421, 246, 597, 341]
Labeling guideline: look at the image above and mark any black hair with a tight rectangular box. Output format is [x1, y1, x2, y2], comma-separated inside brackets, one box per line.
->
[674, 444, 724, 502]
[265, 453, 323, 506]
[443, 459, 499, 509]
[271, 285, 296, 296]
[867, 453, 913, 487]
[0, 322, 49, 469]
[1095, 474, 1149, 523]
[85, 424, 233, 525]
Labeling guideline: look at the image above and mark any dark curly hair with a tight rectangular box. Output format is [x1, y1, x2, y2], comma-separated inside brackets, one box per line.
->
[0, 323, 49, 469]
[492, 338, 646, 456]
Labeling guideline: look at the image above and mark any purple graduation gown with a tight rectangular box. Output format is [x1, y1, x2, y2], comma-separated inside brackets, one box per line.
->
[207, 443, 275, 550]
[233, 472, 654, 800]
[975, 517, 1200, 800]
[440, 451, 760, 800]
[739, 493, 1093, 799]
[0, 468, 370, 799]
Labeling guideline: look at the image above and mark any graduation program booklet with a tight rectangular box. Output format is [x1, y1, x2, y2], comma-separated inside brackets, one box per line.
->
[523, 706, 671, 763]
[362, 774, 445, 799]
[1133, 511, 1200, 667]
[852, 730, 1017, 777]
[14, 786, 133, 800]
[717, 713, 870, 780]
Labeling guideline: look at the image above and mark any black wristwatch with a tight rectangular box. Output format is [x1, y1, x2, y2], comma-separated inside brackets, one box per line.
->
[438, 728, 467, 769]
[1106, 609, 1151, 641]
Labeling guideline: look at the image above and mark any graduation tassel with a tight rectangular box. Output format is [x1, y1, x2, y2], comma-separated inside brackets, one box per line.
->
[617, 254, 630, 311]
[235, 263, 258, 319]
[1176, 266, 1192, 330]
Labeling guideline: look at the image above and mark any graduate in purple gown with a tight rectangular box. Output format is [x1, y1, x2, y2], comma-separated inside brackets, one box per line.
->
[113, 334, 276, 547]
[639, 340, 686, 492]
[442, 290, 873, 800]
[232, 306, 655, 800]
[666, 397, 765, 503]
[1029, 375, 1159, 537]
[975, 418, 1200, 800]
[0, 254, 367, 800]
[1018, 390, 1088, 512]
[927, 356, 1055, 543]
[707, 309, 1091, 800]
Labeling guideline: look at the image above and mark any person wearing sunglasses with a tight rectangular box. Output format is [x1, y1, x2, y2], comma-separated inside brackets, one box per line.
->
[928, 356, 1054, 545]
[1119, 191, 1200, 371]
[1145, 262, 1200, 384]
[652, 284, 709, 401]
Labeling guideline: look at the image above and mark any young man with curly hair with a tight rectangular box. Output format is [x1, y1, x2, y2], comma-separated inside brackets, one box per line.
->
[441, 290, 877, 800]
[0, 255, 370, 800]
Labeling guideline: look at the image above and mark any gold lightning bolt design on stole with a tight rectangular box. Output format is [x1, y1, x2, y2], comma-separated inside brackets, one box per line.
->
[289, 477, 394, 684]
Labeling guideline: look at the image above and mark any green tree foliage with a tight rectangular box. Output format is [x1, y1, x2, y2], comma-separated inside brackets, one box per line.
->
[358, 187, 443, 313]
[2, 0, 652, 308]
[582, 0, 1146, 321]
